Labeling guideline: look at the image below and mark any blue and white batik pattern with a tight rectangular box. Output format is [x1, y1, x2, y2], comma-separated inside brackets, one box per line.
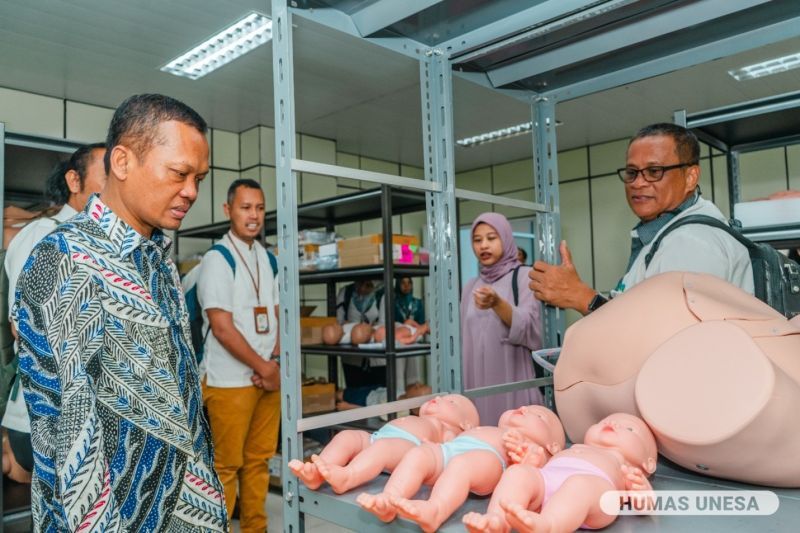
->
[14, 195, 227, 532]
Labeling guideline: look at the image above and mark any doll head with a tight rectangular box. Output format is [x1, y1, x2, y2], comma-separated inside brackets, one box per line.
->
[498, 405, 566, 456]
[350, 323, 374, 344]
[584, 413, 658, 475]
[322, 323, 344, 345]
[418, 394, 480, 432]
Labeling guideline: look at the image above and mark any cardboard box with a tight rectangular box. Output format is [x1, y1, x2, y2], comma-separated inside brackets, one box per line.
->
[302, 381, 336, 415]
[300, 316, 337, 345]
[337, 234, 420, 268]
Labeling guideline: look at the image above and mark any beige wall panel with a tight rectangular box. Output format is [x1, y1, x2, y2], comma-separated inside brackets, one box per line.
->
[0, 87, 64, 138]
[303, 283, 326, 300]
[336, 222, 361, 238]
[711, 156, 730, 219]
[301, 174, 338, 203]
[787, 144, 800, 189]
[212, 129, 240, 170]
[182, 172, 214, 230]
[304, 355, 329, 379]
[240, 127, 260, 169]
[559, 180, 593, 289]
[456, 167, 491, 193]
[400, 165, 424, 179]
[591, 175, 638, 293]
[361, 218, 382, 235]
[260, 127, 276, 166]
[458, 199, 490, 226]
[65, 102, 113, 143]
[336, 152, 361, 188]
[177, 238, 214, 262]
[301, 135, 336, 164]
[558, 147, 588, 182]
[212, 169, 240, 222]
[589, 139, 628, 176]
[739, 147, 787, 201]
[260, 166, 278, 212]
[493, 159, 534, 194]
[360, 157, 399, 177]
[698, 159, 713, 201]
[400, 211, 426, 240]
[493, 188, 535, 219]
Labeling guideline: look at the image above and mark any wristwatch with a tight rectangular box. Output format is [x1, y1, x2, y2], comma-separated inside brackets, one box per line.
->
[587, 293, 609, 313]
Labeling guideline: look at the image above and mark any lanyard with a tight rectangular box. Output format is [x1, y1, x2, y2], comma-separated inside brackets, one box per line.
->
[227, 234, 261, 304]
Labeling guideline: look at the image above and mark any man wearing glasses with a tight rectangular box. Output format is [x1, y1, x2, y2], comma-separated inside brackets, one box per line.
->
[529, 123, 753, 315]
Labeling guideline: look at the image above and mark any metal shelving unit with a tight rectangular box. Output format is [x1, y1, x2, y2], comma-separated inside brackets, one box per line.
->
[675, 91, 800, 249]
[270, 1, 800, 532]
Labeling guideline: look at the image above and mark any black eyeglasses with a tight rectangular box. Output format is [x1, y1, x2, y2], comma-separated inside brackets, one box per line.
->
[617, 162, 698, 183]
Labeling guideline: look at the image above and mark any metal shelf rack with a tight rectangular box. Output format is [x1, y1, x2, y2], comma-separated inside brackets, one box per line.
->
[270, 1, 800, 531]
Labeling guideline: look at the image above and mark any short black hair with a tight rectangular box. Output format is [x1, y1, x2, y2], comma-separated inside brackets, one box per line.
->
[629, 123, 700, 164]
[227, 178, 263, 204]
[104, 94, 207, 174]
[45, 142, 106, 205]
[517, 247, 528, 262]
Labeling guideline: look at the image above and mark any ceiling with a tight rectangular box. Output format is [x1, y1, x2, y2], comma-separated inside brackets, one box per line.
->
[1, 0, 800, 172]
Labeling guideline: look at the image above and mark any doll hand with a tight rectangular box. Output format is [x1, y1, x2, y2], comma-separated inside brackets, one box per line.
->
[621, 464, 651, 491]
[473, 286, 499, 310]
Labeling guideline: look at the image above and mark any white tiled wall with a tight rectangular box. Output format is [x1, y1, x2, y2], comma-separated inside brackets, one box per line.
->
[65, 101, 113, 143]
[0, 87, 63, 138]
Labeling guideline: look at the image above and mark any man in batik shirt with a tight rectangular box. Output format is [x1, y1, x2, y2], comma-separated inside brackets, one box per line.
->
[13, 94, 227, 531]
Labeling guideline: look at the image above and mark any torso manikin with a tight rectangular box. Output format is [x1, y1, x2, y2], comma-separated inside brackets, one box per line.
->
[555, 271, 800, 487]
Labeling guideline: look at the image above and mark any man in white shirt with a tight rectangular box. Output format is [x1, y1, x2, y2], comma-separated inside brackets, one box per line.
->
[529, 123, 753, 314]
[197, 178, 280, 532]
[2, 142, 106, 480]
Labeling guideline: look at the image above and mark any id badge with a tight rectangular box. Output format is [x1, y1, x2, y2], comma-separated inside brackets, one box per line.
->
[254, 306, 270, 334]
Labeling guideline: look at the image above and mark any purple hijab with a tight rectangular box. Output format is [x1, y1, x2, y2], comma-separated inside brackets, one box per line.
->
[471, 212, 521, 284]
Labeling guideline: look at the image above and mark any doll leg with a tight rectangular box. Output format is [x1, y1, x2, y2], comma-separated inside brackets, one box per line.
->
[502, 475, 615, 533]
[357, 442, 442, 522]
[392, 450, 505, 533]
[463, 464, 545, 533]
[314, 436, 417, 494]
[288, 429, 370, 489]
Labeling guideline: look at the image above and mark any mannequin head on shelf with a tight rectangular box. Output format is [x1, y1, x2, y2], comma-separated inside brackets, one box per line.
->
[373, 320, 429, 344]
[351, 323, 374, 344]
[322, 324, 344, 345]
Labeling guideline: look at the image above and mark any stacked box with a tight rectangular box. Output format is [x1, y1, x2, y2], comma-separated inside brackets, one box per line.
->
[337, 234, 420, 268]
[299, 316, 338, 345]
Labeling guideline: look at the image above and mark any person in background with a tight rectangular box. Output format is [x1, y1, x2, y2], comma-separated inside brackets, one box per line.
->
[336, 279, 380, 324]
[336, 279, 385, 387]
[198, 178, 280, 532]
[529, 123, 752, 315]
[461, 212, 543, 424]
[377, 276, 426, 389]
[13, 94, 226, 530]
[2, 142, 107, 483]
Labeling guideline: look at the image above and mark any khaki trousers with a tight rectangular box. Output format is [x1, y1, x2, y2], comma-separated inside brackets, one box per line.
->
[204, 384, 281, 532]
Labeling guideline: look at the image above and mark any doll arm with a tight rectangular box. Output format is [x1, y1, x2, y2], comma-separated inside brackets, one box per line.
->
[503, 429, 547, 467]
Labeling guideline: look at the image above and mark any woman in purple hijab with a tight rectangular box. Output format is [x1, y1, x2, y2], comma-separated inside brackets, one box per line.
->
[460, 212, 543, 424]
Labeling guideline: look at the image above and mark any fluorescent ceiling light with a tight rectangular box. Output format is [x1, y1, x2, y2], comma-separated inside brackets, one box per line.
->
[728, 51, 800, 81]
[457, 122, 533, 147]
[456, 120, 562, 148]
[161, 12, 272, 80]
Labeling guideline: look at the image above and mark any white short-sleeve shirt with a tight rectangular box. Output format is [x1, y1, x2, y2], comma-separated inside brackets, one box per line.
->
[3, 204, 78, 432]
[197, 232, 279, 387]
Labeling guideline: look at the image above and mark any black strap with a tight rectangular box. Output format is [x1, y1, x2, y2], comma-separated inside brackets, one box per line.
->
[644, 215, 755, 269]
[511, 265, 522, 307]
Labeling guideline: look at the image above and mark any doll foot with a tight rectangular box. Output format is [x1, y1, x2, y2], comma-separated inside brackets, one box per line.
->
[390, 496, 442, 533]
[288, 458, 324, 490]
[357, 492, 397, 522]
[500, 501, 552, 533]
[312, 455, 353, 494]
[463, 511, 509, 533]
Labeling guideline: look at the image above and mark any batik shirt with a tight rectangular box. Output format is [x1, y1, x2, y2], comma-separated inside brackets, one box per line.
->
[13, 196, 227, 532]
